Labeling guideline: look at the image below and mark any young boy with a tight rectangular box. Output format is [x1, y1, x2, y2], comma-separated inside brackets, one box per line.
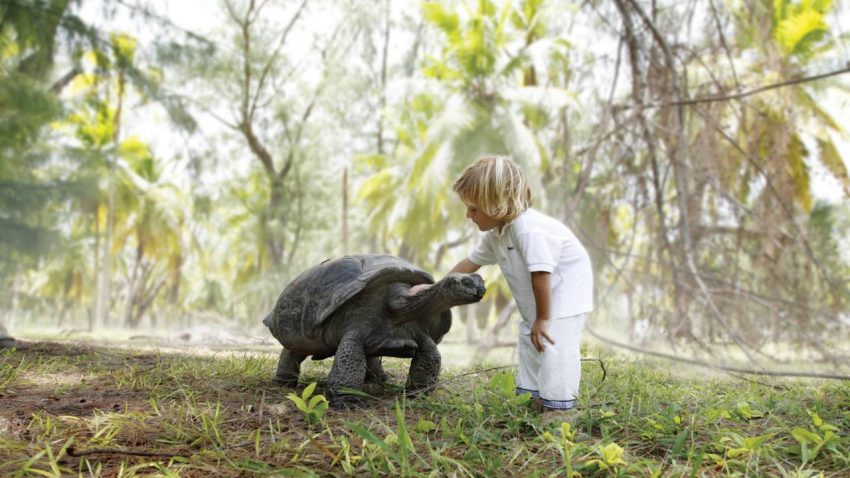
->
[413, 155, 593, 411]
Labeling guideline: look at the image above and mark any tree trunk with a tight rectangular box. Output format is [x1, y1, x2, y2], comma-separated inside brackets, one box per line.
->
[122, 242, 143, 328]
[472, 303, 517, 362]
[96, 173, 115, 327]
[96, 69, 125, 328]
[342, 167, 349, 255]
[465, 303, 477, 345]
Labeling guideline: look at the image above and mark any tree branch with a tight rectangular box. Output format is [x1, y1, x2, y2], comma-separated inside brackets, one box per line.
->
[586, 325, 850, 381]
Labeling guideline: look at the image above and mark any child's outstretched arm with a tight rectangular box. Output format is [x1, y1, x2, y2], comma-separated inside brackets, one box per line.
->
[409, 259, 481, 295]
[448, 258, 481, 274]
[529, 271, 555, 352]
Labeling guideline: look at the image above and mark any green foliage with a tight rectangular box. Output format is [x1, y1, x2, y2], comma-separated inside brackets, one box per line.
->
[789, 411, 841, 465]
[587, 442, 628, 473]
[773, 0, 831, 58]
[285, 382, 329, 426]
[357, 0, 560, 271]
[0, 72, 67, 270]
[2, 343, 850, 476]
[488, 371, 532, 406]
[1, 0, 849, 364]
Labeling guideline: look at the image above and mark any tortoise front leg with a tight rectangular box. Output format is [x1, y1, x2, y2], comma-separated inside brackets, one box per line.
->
[328, 335, 367, 408]
[274, 349, 306, 386]
[406, 335, 441, 392]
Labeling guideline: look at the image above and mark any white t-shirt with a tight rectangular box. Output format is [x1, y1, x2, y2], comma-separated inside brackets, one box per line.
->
[468, 208, 594, 333]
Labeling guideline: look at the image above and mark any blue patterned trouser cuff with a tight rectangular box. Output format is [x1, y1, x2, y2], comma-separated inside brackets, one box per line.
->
[515, 387, 576, 410]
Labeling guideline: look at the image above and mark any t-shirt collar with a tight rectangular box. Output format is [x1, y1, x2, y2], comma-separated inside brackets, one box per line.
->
[494, 209, 526, 238]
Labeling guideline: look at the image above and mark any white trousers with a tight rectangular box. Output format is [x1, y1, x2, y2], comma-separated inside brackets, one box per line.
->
[515, 313, 587, 409]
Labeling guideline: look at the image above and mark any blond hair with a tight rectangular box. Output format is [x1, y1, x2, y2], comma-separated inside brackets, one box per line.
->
[452, 155, 533, 222]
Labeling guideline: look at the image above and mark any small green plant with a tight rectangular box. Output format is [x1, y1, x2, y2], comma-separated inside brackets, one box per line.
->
[348, 401, 420, 475]
[587, 442, 628, 475]
[542, 422, 580, 477]
[286, 382, 329, 426]
[789, 411, 840, 465]
[488, 371, 532, 406]
[0, 357, 23, 393]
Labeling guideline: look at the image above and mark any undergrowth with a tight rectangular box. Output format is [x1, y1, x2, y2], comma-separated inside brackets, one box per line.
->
[0, 342, 848, 477]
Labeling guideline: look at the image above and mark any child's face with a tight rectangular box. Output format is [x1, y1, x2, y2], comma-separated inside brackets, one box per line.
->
[465, 203, 503, 232]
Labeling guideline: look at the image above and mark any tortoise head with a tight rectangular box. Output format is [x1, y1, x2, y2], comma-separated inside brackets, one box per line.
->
[388, 271, 486, 324]
[438, 273, 486, 305]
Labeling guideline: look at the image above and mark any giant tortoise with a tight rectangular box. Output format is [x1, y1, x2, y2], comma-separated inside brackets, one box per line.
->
[263, 254, 485, 407]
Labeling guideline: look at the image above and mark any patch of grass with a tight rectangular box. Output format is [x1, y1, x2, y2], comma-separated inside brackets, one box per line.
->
[0, 342, 848, 477]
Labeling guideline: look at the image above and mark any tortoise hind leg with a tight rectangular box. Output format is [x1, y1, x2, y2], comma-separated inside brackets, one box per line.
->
[274, 349, 306, 386]
[365, 356, 390, 383]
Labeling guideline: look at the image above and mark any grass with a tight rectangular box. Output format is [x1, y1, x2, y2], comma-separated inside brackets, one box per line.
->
[0, 340, 848, 477]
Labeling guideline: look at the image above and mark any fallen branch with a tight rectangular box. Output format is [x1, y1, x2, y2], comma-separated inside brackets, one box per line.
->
[68, 446, 191, 458]
[586, 326, 850, 381]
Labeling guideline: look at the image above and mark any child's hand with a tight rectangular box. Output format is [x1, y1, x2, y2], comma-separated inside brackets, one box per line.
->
[408, 284, 431, 296]
[530, 318, 555, 352]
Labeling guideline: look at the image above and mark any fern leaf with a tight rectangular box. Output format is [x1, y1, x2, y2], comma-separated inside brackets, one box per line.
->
[817, 137, 850, 196]
[775, 9, 827, 55]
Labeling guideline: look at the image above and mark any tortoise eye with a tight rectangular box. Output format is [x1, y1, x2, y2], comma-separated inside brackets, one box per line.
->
[461, 277, 474, 288]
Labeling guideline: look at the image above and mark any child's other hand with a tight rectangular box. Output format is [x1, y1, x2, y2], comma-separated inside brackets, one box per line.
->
[530, 318, 555, 353]
[408, 284, 431, 296]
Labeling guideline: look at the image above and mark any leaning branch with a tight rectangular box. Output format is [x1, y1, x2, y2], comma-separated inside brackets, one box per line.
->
[653, 64, 850, 108]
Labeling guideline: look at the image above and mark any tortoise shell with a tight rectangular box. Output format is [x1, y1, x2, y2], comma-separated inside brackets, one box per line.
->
[271, 254, 434, 331]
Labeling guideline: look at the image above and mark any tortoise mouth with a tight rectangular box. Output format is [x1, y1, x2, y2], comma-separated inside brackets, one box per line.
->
[456, 284, 486, 304]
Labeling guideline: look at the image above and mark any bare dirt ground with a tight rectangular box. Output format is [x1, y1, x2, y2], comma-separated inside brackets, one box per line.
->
[1, 342, 166, 454]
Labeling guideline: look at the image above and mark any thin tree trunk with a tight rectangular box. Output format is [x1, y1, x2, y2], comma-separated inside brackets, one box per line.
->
[472, 303, 517, 363]
[377, 0, 391, 154]
[96, 70, 125, 328]
[90, 209, 99, 332]
[122, 242, 143, 328]
[342, 167, 349, 255]
[465, 303, 477, 345]
[97, 173, 115, 327]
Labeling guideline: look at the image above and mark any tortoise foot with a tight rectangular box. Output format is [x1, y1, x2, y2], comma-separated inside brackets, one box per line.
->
[365, 370, 391, 384]
[273, 376, 299, 387]
[329, 394, 366, 409]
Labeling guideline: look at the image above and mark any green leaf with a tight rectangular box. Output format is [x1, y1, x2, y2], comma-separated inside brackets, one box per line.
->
[414, 419, 437, 433]
[349, 422, 399, 461]
[788, 134, 813, 212]
[727, 447, 752, 458]
[308, 395, 327, 409]
[488, 371, 516, 397]
[356, 170, 395, 202]
[422, 2, 460, 35]
[671, 429, 689, 457]
[817, 138, 850, 196]
[791, 427, 821, 445]
[776, 9, 827, 55]
[286, 393, 309, 413]
[302, 382, 317, 400]
[599, 442, 627, 466]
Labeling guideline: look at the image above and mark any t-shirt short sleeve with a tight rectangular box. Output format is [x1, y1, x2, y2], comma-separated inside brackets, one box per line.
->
[517, 231, 557, 273]
[468, 232, 498, 266]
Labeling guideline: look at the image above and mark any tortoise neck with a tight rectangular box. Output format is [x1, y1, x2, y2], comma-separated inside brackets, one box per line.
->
[390, 282, 456, 323]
